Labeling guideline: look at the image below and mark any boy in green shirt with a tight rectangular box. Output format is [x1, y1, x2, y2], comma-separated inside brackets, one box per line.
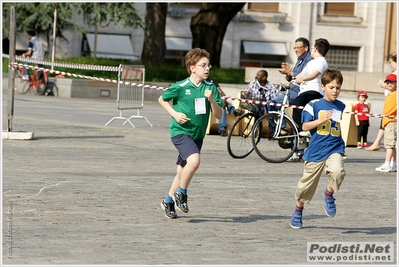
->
[158, 48, 223, 219]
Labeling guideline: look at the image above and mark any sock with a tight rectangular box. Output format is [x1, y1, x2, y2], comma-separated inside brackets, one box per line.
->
[384, 161, 390, 167]
[390, 161, 396, 167]
[164, 195, 173, 203]
[324, 189, 333, 198]
[177, 187, 187, 195]
[294, 205, 303, 213]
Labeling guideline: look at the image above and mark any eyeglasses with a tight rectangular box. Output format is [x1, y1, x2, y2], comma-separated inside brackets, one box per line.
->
[196, 63, 212, 69]
[293, 46, 304, 50]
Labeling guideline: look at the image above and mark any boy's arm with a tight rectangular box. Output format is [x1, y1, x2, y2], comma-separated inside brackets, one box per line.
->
[302, 110, 333, 132]
[158, 95, 190, 125]
[205, 89, 222, 119]
[295, 69, 320, 84]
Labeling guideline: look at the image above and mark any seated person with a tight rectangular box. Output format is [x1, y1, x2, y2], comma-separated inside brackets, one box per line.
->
[240, 70, 279, 117]
[211, 80, 241, 136]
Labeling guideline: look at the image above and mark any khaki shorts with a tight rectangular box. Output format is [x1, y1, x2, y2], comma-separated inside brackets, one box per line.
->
[384, 122, 397, 149]
[295, 153, 346, 204]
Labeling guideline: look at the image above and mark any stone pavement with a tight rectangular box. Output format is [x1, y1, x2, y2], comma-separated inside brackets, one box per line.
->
[2, 93, 396, 265]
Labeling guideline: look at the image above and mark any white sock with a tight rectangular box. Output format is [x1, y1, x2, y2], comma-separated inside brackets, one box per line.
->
[390, 161, 396, 167]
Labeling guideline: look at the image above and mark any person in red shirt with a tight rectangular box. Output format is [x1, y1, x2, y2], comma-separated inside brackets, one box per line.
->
[354, 90, 370, 149]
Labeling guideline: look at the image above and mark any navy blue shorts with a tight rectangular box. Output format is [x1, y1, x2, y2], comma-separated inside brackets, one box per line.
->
[171, 134, 203, 167]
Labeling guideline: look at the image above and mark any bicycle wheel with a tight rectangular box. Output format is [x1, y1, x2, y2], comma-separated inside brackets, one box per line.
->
[33, 71, 46, 95]
[15, 79, 30, 94]
[227, 112, 260, 159]
[252, 113, 298, 163]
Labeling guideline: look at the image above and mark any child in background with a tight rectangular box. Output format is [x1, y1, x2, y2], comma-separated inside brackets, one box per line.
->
[375, 73, 397, 173]
[354, 90, 370, 149]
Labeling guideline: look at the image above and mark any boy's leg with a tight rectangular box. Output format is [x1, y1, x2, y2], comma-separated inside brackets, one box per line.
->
[294, 161, 325, 204]
[168, 135, 203, 213]
[173, 153, 200, 213]
[325, 153, 346, 193]
[323, 153, 345, 217]
[178, 153, 200, 189]
[291, 161, 324, 229]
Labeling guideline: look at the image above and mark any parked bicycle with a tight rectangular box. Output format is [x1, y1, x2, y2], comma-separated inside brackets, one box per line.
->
[14, 64, 52, 96]
[226, 80, 283, 159]
[227, 82, 310, 163]
[252, 82, 311, 163]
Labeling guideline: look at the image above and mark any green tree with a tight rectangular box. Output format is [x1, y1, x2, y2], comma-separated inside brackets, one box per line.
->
[2, 3, 84, 46]
[190, 3, 245, 67]
[75, 2, 144, 58]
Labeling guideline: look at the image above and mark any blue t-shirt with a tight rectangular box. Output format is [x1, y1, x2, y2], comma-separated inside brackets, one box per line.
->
[302, 98, 346, 162]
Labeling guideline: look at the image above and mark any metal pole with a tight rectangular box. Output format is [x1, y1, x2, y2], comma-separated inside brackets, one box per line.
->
[51, 8, 57, 71]
[7, 6, 17, 132]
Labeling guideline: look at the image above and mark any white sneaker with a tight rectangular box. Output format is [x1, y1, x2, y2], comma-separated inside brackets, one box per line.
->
[299, 131, 311, 138]
[391, 165, 397, 172]
[22, 75, 29, 80]
[375, 163, 392, 173]
[288, 153, 300, 162]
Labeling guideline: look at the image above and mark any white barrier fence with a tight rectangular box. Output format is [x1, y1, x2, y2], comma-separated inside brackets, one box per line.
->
[105, 64, 153, 128]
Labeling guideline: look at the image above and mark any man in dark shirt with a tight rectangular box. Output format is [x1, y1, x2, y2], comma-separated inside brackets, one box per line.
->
[278, 37, 313, 102]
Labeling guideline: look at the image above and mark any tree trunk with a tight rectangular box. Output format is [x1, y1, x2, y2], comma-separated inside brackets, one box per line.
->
[141, 3, 168, 65]
[190, 3, 245, 67]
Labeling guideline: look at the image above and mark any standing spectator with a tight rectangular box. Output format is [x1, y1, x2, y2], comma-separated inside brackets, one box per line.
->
[241, 70, 279, 117]
[277, 37, 313, 102]
[354, 91, 370, 149]
[290, 68, 346, 229]
[211, 80, 241, 137]
[375, 73, 397, 173]
[158, 48, 223, 219]
[366, 53, 397, 151]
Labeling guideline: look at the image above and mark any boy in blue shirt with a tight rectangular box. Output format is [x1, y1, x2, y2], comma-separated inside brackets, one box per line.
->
[290, 68, 346, 229]
[158, 48, 223, 219]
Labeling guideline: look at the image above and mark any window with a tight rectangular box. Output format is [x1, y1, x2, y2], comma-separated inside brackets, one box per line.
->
[83, 33, 138, 61]
[325, 46, 360, 71]
[165, 37, 192, 66]
[240, 41, 287, 68]
[324, 3, 354, 16]
[248, 3, 279, 12]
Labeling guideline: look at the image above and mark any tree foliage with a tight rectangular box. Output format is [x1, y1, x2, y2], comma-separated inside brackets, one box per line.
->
[2, 3, 83, 42]
[74, 3, 144, 30]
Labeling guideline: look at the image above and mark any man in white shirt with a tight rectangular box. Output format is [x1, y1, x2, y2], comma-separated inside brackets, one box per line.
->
[291, 38, 330, 132]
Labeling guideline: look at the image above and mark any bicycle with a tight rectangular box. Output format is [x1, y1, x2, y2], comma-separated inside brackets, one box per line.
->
[251, 82, 310, 163]
[14, 64, 50, 96]
[226, 99, 264, 159]
[227, 78, 288, 159]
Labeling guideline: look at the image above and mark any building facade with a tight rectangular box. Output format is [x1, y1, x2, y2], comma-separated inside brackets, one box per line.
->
[14, 2, 397, 73]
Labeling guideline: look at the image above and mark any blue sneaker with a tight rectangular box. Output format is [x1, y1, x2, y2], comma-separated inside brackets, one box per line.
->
[290, 212, 303, 229]
[323, 192, 336, 217]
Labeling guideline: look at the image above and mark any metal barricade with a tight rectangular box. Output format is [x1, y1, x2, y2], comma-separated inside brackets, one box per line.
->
[105, 64, 153, 128]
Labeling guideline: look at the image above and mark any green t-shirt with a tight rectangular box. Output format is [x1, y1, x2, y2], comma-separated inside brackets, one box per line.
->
[161, 78, 223, 140]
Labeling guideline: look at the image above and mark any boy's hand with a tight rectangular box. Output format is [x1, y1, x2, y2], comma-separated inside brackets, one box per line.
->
[205, 88, 214, 100]
[322, 110, 333, 122]
[174, 112, 191, 125]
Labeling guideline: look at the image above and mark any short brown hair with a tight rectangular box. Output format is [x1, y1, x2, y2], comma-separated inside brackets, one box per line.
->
[321, 68, 343, 86]
[184, 48, 210, 75]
